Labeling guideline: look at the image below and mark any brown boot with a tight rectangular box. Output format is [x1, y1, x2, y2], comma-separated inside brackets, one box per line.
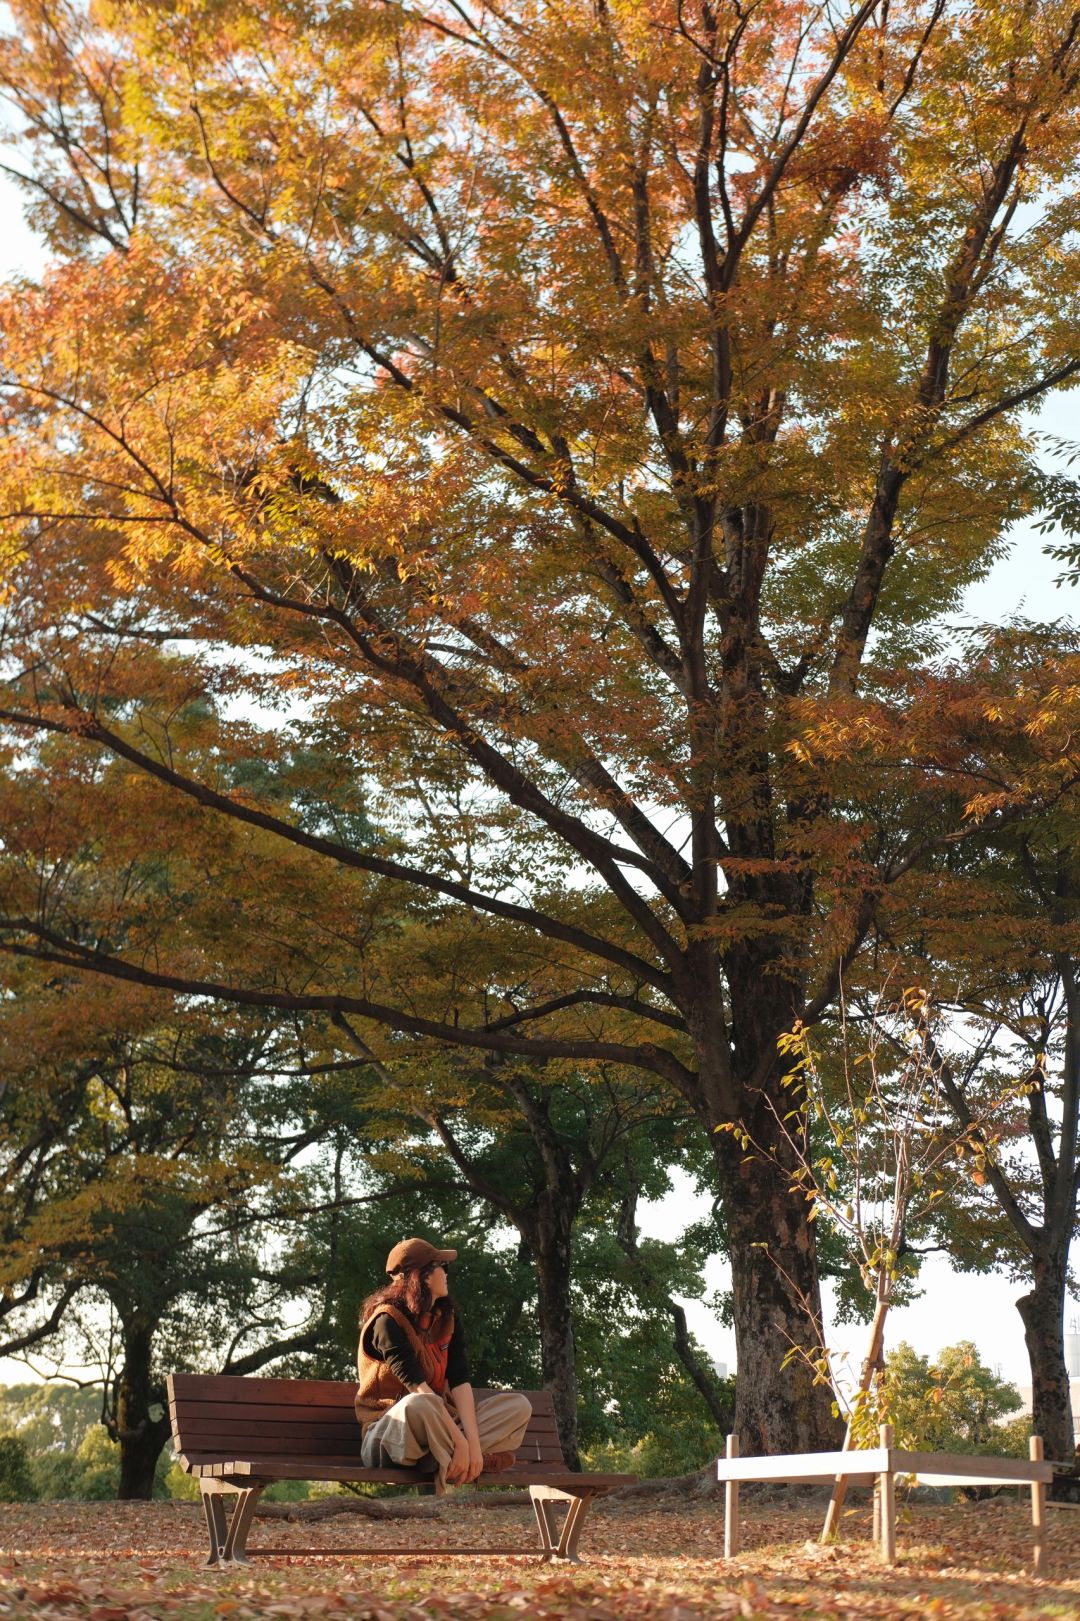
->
[482, 1451, 517, 1473]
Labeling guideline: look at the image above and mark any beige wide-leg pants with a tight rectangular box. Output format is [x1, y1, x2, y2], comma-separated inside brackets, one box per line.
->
[360, 1389, 532, 1493]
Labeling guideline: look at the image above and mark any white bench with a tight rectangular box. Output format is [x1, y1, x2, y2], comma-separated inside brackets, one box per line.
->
[716, 1425, 1052, 1570]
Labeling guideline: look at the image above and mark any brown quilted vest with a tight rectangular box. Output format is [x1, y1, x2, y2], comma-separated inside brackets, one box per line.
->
[354, 1303, 456, 1429]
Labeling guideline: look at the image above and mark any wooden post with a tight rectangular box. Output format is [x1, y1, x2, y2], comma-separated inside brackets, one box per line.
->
[821, 1294, 888, 1543]
[878, 1423, 896, 1566]
[724, 1433, 740, 1559]
[872, 1476, 881, 1546]
[1030, 1434, 1046, 1576]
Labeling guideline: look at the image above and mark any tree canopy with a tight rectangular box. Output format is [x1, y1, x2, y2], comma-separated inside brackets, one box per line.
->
[1, 0, 1080, 1451]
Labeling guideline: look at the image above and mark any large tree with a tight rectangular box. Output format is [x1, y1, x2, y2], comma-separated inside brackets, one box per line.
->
[2, 0, 1080, 1451]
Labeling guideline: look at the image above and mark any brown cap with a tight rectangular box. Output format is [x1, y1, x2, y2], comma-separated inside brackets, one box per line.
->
[385, 1237, 458, 1276]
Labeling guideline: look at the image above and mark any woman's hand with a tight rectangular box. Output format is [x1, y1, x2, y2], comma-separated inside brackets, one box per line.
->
[446, 1430, 472, 1484]
[447, 1382, 486, 1484]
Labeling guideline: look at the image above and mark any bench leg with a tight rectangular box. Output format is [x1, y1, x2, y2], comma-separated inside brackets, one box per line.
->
[223, 1485, 264, 1565]
[557, 1494, 591, 1563]
[532, 1489, 559, 1558]
[877, 1422, 896, 1566]
[200, 1485, 229, 1568]
[530, 1485, 594, 1564]
[1030, 1435, 1046, 1575]
[200, 1480, 265, 1567]
[724, 1434, 740, 1558]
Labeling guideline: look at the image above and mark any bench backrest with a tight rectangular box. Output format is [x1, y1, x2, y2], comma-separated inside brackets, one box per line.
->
[167, 1373, 564, 1470]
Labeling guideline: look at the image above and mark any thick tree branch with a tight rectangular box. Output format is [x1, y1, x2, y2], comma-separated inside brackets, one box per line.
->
[724, 0, 883, 288]
[428, 1112, 523, 1226]
[0, 1281, 82, 1358]
[484, 988, 684, 1034]
[222, 1323, 330, 1376]
[918, 1022, 1040, 1254]
[0, 921, 697, 1088]
[936, 356, 1080, 456]
[227, 561, 689, 959]
[0, 702, 672, 993]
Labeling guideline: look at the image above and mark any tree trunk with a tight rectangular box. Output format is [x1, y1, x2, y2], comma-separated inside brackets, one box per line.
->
[702, 933, 841, 1455]
[111, 1321, 171, 1500]
[718, 1139, 841, 1455]
[1017, 1258, 1074, 1473]
[531, 1210, 580, 1470]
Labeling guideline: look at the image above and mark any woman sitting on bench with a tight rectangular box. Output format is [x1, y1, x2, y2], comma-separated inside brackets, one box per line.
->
[355, 1236, 532, 1493]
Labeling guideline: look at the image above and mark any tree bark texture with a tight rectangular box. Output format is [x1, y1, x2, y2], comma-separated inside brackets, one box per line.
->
[532, 1208, 581, 1471]
[111, 1321, 171, 1501]
[718, 1140, 839, 1454]
[1017, 1260, 1075, 1473]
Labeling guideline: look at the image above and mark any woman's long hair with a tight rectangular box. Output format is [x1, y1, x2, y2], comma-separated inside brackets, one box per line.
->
[360, 1266, 454, 1341]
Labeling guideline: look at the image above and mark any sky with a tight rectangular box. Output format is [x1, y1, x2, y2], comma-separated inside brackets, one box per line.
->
[0, 170, 1077, 1398]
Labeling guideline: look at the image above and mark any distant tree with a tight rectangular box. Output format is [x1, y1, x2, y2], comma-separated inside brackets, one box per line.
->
[0, 1434, 37, 1503]
[573, 1209, 733, 1466]
[913, 940, 1080, 1469]
[884, 1340, 1021, 1453]
[0, 1383, 99, 1456]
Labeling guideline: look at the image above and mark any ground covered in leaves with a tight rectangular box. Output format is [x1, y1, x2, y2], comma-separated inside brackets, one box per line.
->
[2, 1493, 1078, 1619]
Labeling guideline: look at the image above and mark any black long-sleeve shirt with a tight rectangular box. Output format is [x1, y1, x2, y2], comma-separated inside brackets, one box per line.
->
[366, 1313, 471, 1391]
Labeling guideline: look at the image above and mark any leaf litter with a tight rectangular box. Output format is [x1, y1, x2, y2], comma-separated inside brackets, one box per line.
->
[1, 1495, 1078, 1619]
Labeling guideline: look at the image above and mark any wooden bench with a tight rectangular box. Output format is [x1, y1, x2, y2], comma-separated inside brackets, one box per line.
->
[168, 1373, 633, 1566]
[716, 1424, 1054, 1570]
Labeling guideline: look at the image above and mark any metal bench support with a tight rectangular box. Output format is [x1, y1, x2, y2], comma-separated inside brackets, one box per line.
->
[530, 1484, 595, 1564]
[200, 1480, 266, 1566]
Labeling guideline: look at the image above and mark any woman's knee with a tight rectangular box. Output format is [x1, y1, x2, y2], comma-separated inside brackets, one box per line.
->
[400, 1392, 444, 1415]
[501, 1392, 532, 1435]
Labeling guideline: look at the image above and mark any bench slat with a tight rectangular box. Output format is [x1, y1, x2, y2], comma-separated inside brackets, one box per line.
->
[171, 1400, 557, 1439]
[179, 1430, 365, 1457]
[174, 1415, 364, 1438]
[170, 1399, 360, 1426]
[893, 1449, 1054, 1483]
[172, 1423, 562, 1451]
[716, 1447, 1055, 1487]
[195, 1455, 631, 1487]
[170, 1374, 358, 1407]
[170, 1374, 554, 1413]
[170, 1397, 559, 1434]
[716, 1447, 890, 1481]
